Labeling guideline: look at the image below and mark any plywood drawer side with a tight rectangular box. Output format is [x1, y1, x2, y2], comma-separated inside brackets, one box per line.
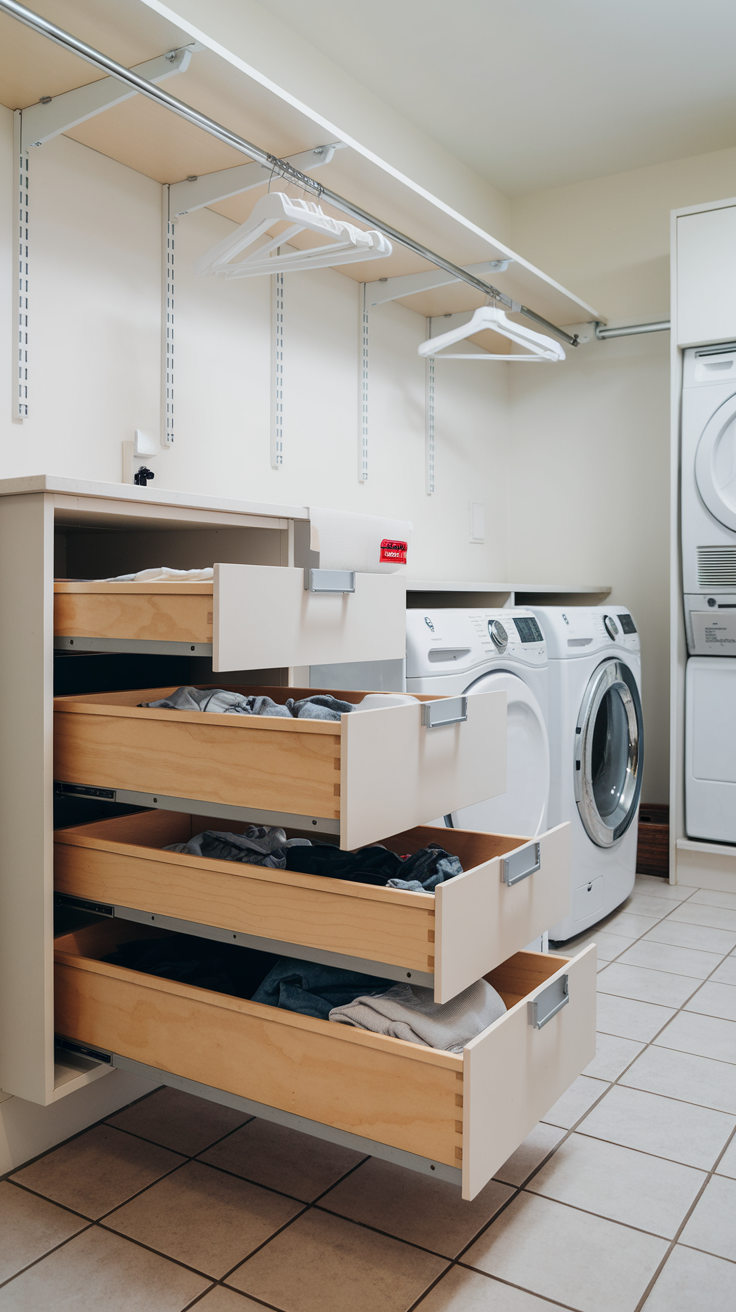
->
[54, 591, 213, 643]
[53, 710, 341, 818]
[54, 949, 460, 1165]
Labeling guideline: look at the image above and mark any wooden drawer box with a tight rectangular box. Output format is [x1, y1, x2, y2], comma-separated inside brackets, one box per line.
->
[53, 685, 506, 850]
[54, 565, 406, 670]
[54, 920, 596, 1201]
[54, 812, 571, 1003]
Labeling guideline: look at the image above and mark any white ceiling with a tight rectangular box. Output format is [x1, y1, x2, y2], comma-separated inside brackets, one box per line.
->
[256, 0, 736, 196]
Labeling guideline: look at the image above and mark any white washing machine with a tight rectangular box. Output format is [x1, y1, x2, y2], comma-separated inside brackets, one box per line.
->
[530, 606, 643, 942]
[682, 342, 736, 654]
[405, 609, 550, 837]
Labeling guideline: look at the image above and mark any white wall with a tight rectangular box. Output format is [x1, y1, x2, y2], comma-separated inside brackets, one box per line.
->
[0, 109, 510, 583]
[507, 146, 736, 803]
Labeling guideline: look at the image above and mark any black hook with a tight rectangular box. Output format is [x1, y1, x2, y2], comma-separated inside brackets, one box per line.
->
[134, 466, 155, 486]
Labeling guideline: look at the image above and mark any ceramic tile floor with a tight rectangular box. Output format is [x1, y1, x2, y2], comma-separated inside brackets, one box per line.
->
[2, 875, 736, 1312]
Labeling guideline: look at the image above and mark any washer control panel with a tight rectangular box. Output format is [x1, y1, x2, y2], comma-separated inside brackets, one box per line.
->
[405, 608, 546, 677]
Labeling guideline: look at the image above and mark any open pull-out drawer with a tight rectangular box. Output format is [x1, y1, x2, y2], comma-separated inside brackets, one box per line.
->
[54, 564, 406, 669]
[54, 813, 571, 1003]
[53, 685, 506, 850]
[54, 921, 596, 1201]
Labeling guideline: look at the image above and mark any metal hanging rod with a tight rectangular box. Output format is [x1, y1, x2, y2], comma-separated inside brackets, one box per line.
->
[1, 0, 579, 347]
[595, 320, 670, 340]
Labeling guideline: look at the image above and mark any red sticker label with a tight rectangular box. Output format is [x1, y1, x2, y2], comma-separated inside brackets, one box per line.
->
[380, 538, 408, 564]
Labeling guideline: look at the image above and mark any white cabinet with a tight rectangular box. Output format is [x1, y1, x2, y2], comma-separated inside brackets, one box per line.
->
[677, 205, 736, 347]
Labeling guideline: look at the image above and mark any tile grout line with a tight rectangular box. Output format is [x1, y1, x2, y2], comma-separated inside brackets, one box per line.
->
[631, 1122, 736, 1310]
[0, 1219, 95, 1291]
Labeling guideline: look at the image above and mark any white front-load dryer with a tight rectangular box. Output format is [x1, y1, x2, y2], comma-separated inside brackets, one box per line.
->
[682, 341, 736, 611]
[405, 609, 550, 837]
[530, 606, 644, 942]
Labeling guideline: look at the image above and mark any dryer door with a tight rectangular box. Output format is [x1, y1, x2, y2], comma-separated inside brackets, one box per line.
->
[695, 391, 736, 532]
[575, 659, 643, 848]
[449, 671, 550, 836]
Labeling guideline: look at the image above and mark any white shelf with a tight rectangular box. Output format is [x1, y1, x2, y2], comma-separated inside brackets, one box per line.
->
[0, 0, 603, 333]
[406, 580, 612, 595]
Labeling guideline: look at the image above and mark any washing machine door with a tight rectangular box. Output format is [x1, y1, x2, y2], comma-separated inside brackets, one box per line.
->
[575, 659, 643, 847]
[449, 671, 550, 836]
[695, 391, 736, 532]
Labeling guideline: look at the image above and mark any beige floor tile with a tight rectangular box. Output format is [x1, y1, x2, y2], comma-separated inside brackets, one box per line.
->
[685, 981, 736, 1022]
[107, 1088, 251, 1157]
[680, 1173, 736, 1261]
[654, 1011, 736, 1064]
[711, 955, 736, 986]
[416, 1265, 559, 1311]
[617, 939, 724, 979]
[668, 903, 736, 933]
[689, 888, 736, 910]
[9, 1126, 184, 1220]
[622, 1044, 736, 1115]
[194, 1289, 264, 1310]
[715, 1132, 736, 1177]
[227, 1207, 447, 1312]
[105, 1160, 301, 1278]
[634, 876, 690, 902]
[198, 1119, 365, 1202]
[645, 919, 736, 955]
[541, 1074, 609, 1129]
[625, 894, 679, 918]
[601, 911, 660, 937]
[0, 1182, 86, 1284]
[317, 1157, 511, 1258]
[527, 1132, 705, 1238]
[596, 993, 675, 1042]
[584, 1031, 645, 1080]
[494, 1123, 566, 1187]
[643, 1243, 736, 1312]
[578, 1084, 736, 1168]
[597, 962, 700, 1008]
[585, 930, 636, 961]
[462, 1191, 667, 1312]
[0, 1225, 208, 1311]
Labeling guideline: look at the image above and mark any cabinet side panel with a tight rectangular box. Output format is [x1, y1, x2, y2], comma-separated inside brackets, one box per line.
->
[0, 493, 54, 1102]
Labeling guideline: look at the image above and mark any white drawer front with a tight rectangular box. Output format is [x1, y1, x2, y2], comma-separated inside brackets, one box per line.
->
[214, 563, 406, 670]
[340, 690, 507, 850]
[463, 945, 597, 1200]
[434, 824, 572, 1003]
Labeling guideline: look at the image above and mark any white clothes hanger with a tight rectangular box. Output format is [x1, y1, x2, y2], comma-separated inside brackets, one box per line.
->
[417, 303, 565, 362]
[195, 190, 392, 278]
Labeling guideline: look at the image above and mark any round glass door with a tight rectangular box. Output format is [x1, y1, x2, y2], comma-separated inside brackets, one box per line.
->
[575, 660, 643, 847]
[695, 393, 736, 532]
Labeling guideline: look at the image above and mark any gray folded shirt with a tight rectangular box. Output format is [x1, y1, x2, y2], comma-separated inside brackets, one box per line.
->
[329, 977, 506, 1052]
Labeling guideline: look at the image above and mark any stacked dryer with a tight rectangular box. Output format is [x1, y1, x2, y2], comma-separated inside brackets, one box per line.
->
[681, 344, 736, 843]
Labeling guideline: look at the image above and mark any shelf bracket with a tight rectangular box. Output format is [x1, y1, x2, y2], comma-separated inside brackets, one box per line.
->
[20, 44, 197, 148]
[169, 142, 346, 216]
[366, 259, 513, 308]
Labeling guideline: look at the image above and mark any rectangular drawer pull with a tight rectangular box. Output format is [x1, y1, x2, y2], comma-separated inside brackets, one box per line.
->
[305, 568, 356, 593]
[528, 974, 569, 1029]
[421, 696, 468, 729]
[502, 842, 541, 886]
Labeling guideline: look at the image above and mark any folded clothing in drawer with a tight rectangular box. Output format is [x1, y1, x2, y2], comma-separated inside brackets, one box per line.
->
[99, 932, 505, 1051]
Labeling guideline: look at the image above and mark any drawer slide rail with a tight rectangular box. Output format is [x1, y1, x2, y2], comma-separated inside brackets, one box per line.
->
[54, 781, 340, 836]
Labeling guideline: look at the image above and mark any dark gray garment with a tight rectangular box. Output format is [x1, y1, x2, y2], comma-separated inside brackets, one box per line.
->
[251, 957, 393, 1021]
[164, 824, 312, 869]
[142, 686, 354, 720]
